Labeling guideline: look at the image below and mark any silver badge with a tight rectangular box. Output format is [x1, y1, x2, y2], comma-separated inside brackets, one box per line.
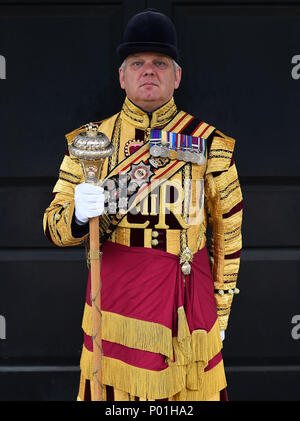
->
[190, 152, 199, 164]
[196, 153, 206, 165]
[183, 150, 193, 162]
[176, 150, 185, 161]
[128, 162, 154, 187]
[160, 146, 170, 158]
[150, 144, 161, 157]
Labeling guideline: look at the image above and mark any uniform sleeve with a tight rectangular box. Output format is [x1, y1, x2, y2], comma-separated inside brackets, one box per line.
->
[43, 142, 89, 247]
[204, 129, 243, 330]
[43, 119, 119, 251]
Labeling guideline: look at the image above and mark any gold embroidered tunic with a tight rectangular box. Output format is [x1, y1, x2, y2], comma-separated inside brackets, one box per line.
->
[43, 96, 243, 401]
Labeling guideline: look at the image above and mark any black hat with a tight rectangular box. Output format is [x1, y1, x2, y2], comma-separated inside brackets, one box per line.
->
[117, 9, 179, 63]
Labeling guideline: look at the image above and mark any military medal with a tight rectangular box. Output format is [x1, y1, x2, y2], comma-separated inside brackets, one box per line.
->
[184, 136, 194, 162]
[149, 129, 162, 157]
[196, 152, 205, 165]
[160, 136, 170, 158]
[160, 147, 169, 158]
[183, 148, 193, 162]
[190, 152, 198, 164]
[149, 129, 207, 166]
[150, 143, 162, 157]
[177, 149, 185, 160]
[160, 131, 170, 158]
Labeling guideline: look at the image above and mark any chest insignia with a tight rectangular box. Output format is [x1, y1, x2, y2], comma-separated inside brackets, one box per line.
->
[128, 162, 153, 188]
[124, 139, 145, 157]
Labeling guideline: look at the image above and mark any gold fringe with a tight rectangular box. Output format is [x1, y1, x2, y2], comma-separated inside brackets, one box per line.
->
[77, 372, 85, 401]
[79, 311, 225, 400]
[113, 388, 130, 401]
[169, 317, 223, 390]
[81, 304, 173, 359]
[169, 317, 223, 367]
[169, 359, 227, 401]
[78, 353, 226, 401]
[80, 346, 186, 400]
[193, 319, 223, 363]
[82, 304, 222, 370]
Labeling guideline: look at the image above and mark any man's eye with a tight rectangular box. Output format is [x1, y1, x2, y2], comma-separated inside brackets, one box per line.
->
[132, 61, 142, 67]
[155, 61, 167, 68]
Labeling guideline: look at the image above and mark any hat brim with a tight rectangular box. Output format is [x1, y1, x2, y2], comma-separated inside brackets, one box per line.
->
[117, 42, 178, 63]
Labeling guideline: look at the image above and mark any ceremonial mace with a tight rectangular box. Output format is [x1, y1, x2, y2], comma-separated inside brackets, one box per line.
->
[70, 123, 114, 401]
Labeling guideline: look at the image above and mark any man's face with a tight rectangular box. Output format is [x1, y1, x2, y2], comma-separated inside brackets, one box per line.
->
[119, 52, 182, 112]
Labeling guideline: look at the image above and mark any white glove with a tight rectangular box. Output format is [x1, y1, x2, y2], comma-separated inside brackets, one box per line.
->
[74, 182, 105, 225]
[220, 330, 225, 341]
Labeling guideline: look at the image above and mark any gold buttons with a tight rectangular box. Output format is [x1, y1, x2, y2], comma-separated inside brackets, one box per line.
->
[151, 230, 159, 246]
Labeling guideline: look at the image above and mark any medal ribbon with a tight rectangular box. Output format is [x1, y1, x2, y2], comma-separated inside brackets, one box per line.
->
[149, 129, 206, 164]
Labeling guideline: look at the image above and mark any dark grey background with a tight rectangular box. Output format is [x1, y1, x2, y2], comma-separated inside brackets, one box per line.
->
[0, 0, 299, 401]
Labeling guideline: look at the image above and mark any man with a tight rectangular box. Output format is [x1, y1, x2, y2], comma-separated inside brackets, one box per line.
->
[43, 9, 243, 401]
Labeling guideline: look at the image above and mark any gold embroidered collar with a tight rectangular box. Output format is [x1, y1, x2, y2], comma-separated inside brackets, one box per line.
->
[120, 96, 178, 129]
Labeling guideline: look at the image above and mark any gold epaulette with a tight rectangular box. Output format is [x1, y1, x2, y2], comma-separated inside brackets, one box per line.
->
[64, 119, 104, 147]
[206, 129, 236, 174]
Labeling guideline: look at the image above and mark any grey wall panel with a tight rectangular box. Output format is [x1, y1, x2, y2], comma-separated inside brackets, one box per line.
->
[171, 5, 300, 177]
[0, 4, 125, 178]
[242, 184, 300, 247]
[0, 259, 88, 361]
[223, 256, 300, 363]
[0, 369, 80, 401]
[225, 367, 300, 401]
[0, 185, 62, 248]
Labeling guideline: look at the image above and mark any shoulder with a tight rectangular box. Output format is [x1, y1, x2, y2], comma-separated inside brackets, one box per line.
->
[174, 110, 236, 173]
[173, 110, 216, 139]
[206, 127, 236, 174]
[64, 112, 120, 147]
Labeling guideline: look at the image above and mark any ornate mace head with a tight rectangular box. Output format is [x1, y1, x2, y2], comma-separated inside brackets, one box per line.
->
[70, 123, 114, 185]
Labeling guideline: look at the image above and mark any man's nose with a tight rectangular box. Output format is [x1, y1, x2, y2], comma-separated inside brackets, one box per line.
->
[143, 63, 155, 75]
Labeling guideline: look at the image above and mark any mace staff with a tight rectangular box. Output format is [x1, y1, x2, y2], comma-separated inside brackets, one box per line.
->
[70, 123, 114, 401]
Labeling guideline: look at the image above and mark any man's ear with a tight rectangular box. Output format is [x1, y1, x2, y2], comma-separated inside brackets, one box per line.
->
[119, 67, 125, 90]
[174, 67, 182, 90]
